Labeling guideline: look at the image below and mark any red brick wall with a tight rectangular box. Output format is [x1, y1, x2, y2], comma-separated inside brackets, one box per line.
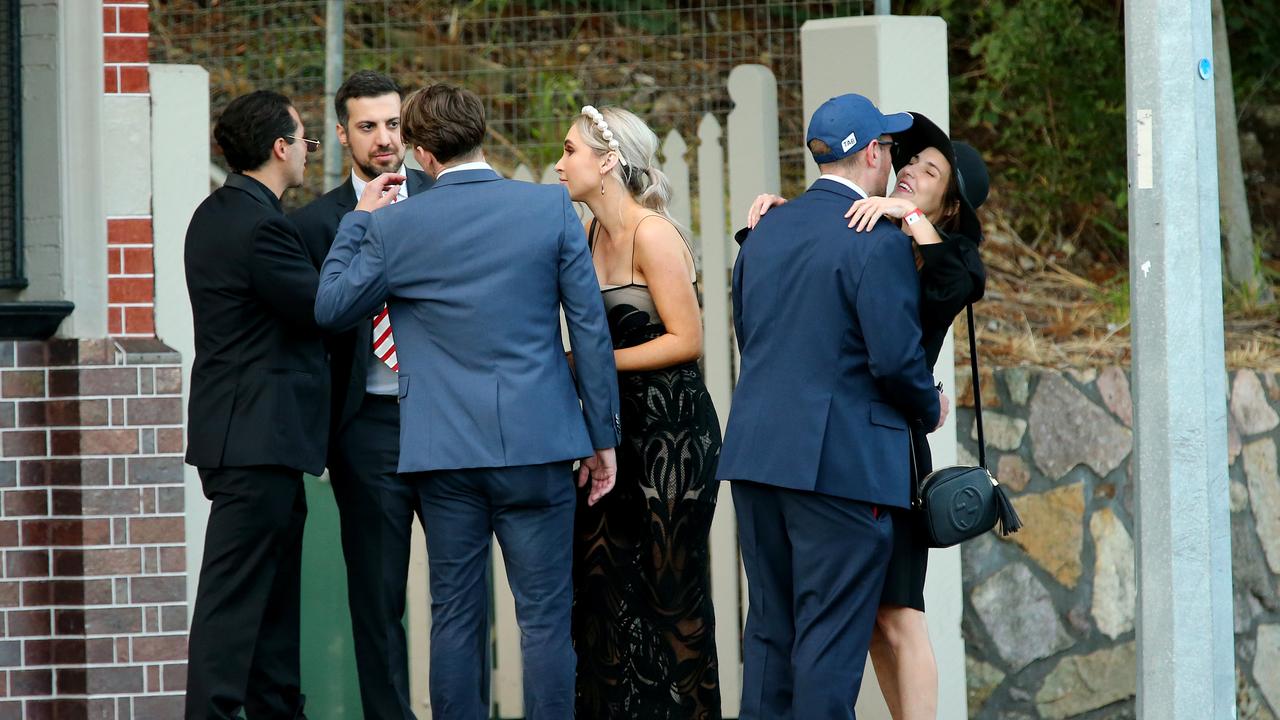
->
[104, 2, 155, 338]
[0, 339, 187, 718]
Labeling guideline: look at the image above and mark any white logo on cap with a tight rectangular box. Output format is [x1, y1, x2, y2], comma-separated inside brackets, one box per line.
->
[840, 131, 858, 153]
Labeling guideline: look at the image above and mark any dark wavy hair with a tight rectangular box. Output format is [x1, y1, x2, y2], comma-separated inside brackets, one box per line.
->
[335, 71, 402, 127]
[936, 164, 964, 234]
[213, 90, 297, 173]
[401, 84, 486, 163]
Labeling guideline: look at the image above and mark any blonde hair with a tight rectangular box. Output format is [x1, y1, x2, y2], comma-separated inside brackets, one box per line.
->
[574, 106, 678, 226]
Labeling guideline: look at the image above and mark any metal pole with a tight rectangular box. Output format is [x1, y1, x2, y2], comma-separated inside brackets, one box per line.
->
[323, 0, 345, 191]
[1125, 0, 1235, 718]
[873, 0, 891, 15]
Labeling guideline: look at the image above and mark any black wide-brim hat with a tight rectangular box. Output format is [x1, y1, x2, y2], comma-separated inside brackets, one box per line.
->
[892, 112, 990, 244]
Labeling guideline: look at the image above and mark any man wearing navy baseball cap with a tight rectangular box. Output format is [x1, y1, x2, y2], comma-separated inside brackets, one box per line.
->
[717, 93, 945, 719]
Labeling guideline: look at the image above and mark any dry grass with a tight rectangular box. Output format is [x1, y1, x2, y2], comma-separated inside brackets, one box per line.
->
[960, 212, 1280, 370]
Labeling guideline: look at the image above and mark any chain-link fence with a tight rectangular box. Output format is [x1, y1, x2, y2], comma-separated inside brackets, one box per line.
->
[151, 1, 870, 203]
[1, 0, 23, 286]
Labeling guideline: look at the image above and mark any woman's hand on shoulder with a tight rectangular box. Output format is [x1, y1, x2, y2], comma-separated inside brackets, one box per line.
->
[845, 196, 916, 232]
[747, 194, 788, 229]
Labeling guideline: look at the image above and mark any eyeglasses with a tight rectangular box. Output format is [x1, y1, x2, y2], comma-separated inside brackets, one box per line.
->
[875, 138, 898, 157]
[286, 135, 321, 153]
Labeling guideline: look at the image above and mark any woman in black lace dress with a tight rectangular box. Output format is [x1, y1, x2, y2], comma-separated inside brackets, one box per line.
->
[555, 105, 722, 719]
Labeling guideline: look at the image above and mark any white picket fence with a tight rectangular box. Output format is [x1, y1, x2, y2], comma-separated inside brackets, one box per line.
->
[404, 64, 785, 719]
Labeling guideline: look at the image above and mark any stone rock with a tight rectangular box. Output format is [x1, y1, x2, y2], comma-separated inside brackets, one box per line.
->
[1029, 372, 1133, 480]
[1091, 704, 1137, 720]
[973, 411, 1027, 452]
[1067, 367, 1097, 384]
[956, 364, 999, 409]
[1244, 439, 1280, 574]
[1096, 367, 1133, 427]
[966, 656, 1005, 714]
[1230, 415, 1244, 467]
[1264, 372, 1280, 403]
[1090, 508, 1136, 639]
[1066, 603, 1093, 635]
[1034, 642, 1136, 719]
[1006, 367, 1031, 405]
[1232, 370, 1280, 436]
[957, 442, 979, 467]
[971, 563, 1074, 671]
[997, 454, 1031, 492]
[1232, 511, 1279, 632]
[961, 531, 1002, 586]
[1256, 624, 1280, 717]
[1239, 663, 1279, 720]
[1001, 482, 1086, 588]
[1231, 480, 1250, 513]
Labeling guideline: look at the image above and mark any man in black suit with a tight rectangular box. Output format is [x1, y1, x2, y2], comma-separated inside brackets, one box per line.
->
[290, 71, 431, 720]
[184, 90, 327, 720]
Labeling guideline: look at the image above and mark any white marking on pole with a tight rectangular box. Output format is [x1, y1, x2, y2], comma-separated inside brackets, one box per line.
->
[1142, 260, 1152, 277]
[1136, 108, 1154, 189]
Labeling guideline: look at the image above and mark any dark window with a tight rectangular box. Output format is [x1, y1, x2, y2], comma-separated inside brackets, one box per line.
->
[0, 0, 24, 288]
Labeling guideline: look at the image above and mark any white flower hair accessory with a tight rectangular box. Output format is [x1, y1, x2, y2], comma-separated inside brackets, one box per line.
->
[581, 105, 628, 166]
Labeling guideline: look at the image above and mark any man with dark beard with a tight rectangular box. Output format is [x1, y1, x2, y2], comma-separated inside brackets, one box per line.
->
[290, 71, 431, 720]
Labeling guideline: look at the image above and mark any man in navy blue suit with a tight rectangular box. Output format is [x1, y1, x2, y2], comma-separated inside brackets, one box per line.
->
[314, 84, 621, 719]
[717, 94, 947, 719]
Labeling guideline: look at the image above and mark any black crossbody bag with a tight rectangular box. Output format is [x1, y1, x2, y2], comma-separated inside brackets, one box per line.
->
[910, 305, 1023, 548]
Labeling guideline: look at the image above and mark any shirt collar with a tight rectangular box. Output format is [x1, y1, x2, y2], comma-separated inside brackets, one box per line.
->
[818, 174, 870, 199]
[224, 172, 284, 213]
[350, 165, 409, 202]
[437, 160, 493, 178]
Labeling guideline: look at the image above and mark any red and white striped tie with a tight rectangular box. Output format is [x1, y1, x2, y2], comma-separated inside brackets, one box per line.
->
[372, 306, 398, 371]
[370, 190, 401, 372]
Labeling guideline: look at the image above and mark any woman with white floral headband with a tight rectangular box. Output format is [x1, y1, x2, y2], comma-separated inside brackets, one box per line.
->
[556, 105, 723, 718]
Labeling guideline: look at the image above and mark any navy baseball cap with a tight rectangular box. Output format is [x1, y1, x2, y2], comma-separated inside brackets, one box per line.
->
[806, 93, 913, 164]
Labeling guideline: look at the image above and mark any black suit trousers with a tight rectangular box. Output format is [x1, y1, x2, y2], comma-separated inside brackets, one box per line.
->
[328, 394, 419, 720]
[186, 466, 308, 720]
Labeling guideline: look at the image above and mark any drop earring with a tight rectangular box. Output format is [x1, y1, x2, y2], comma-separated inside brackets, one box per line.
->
[600, 177, 606, 196]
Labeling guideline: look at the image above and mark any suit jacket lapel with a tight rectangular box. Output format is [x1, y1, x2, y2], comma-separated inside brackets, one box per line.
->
[336, 181, 357, 212]
[406, 170, 430, 197]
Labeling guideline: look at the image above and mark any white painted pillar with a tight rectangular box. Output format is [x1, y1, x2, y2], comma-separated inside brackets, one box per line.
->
[8, 1, 108, 337]
[149, 63, 210, 618]
[801, 16, 966, 720]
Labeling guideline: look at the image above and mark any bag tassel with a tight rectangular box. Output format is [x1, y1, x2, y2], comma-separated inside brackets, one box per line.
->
[993, 483, 1023, 536]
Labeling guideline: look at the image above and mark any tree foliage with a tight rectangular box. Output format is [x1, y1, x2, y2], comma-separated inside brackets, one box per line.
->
[914, 0, 1128, 255]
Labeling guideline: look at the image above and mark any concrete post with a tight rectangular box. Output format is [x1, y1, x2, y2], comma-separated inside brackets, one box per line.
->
[1124, 0, 1236, 717]
[323, 0, 345, 191]
[801, 16, 964, 720]
[150, 64, 210, 617]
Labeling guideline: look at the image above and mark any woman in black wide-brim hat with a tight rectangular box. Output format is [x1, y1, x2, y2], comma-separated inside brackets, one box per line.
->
[743, 112, 990, 720]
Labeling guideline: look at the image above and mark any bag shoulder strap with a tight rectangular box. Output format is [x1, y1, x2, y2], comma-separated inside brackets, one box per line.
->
[966, 304, 987, 469]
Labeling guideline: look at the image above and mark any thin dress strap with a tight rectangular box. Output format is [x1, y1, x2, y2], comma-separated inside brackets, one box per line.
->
[632, 213, 697, 285]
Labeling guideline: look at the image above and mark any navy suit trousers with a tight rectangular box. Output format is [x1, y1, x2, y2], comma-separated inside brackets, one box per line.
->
[733, 480, 893, 720]
[411, 462, 576, 720]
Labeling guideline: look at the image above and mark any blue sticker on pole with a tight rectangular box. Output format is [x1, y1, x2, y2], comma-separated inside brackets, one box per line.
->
[1199, 58, 1212, 79]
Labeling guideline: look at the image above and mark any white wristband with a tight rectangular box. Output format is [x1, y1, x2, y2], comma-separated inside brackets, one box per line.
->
[904, 208, 925, 226]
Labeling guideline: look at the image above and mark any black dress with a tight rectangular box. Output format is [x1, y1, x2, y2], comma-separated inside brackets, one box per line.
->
[879, 232, 987, 611]
[573, 221, 723, 718]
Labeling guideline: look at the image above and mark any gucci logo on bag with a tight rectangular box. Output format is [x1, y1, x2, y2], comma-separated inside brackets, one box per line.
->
[949, 486, 984, 531]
